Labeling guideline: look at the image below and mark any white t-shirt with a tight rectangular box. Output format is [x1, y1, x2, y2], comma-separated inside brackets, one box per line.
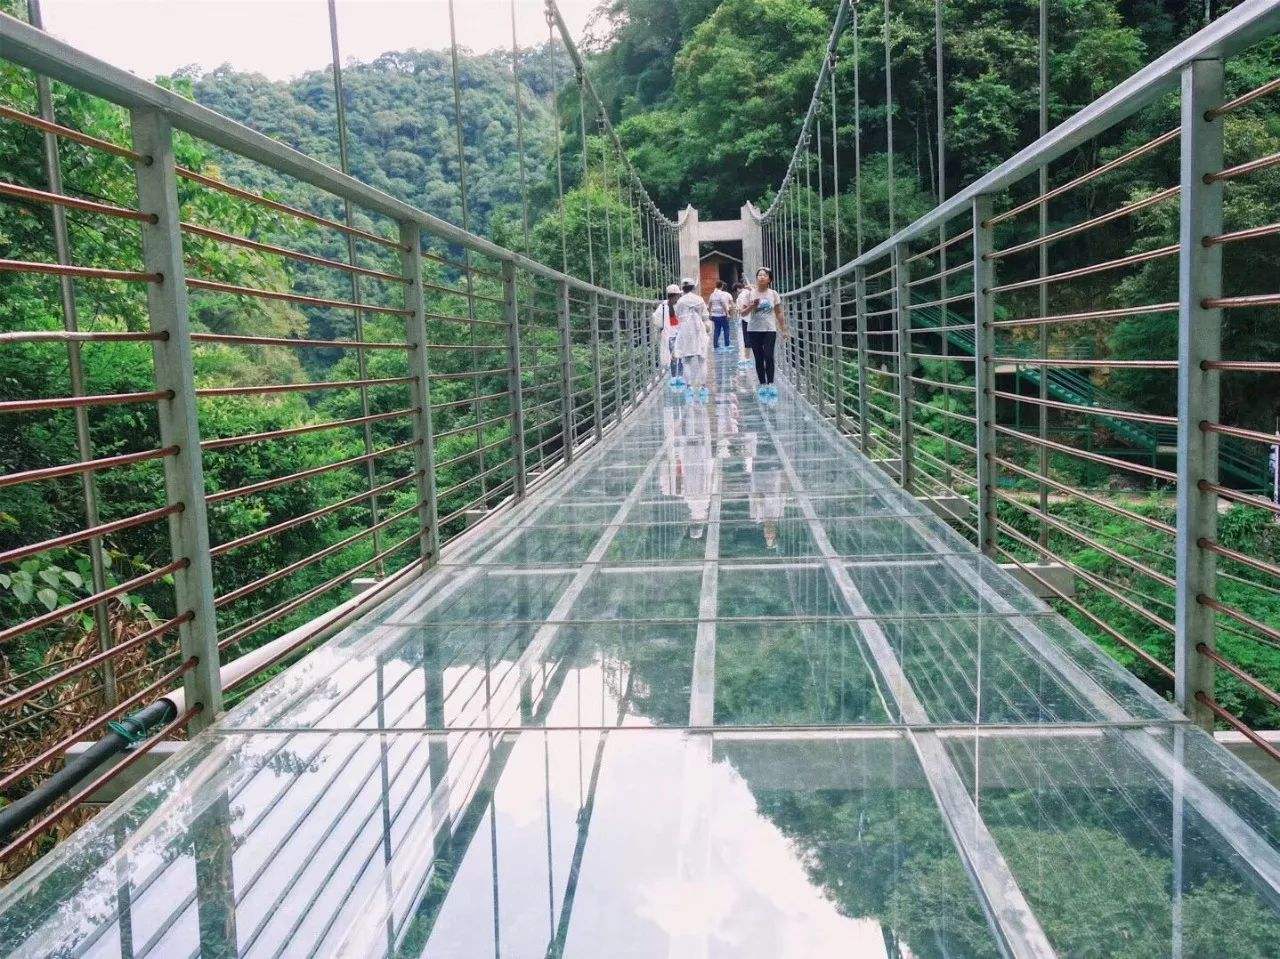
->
[745, 289, 782, 332]
[735, 289, 753, 319]
[708, 289, 733, 317]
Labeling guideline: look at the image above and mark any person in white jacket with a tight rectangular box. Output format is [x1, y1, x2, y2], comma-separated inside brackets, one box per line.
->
[673, 278, 712, 401]
[652, 283, 683, 386]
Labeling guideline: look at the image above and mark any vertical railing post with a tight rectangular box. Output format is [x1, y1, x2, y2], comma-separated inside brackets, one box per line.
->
[855, 264, 870, 453]
[816, 288, 829, 416]
[1176, 58, 1224, 731]
[612, 298, 624, 424]
[131, 108, 221, 730]
[973, 196, 998, 556]
[832, 277, 845, 433]
[893, 243, 913, 492]
[589, 291, 604, 441]
[558, 279, 575, 465]
[400, 221, 441, 563]
[502, 259, 527, 497]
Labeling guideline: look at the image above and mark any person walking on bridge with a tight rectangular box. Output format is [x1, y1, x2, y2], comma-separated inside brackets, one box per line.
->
[674, 278, 712, 402]
[708, 280, 734, 353]
[653, 283, 683, 389]
[734, 281, 753, 370]
[744, 267, 787, 400]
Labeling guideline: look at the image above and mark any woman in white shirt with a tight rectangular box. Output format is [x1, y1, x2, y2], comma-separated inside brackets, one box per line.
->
[673, 278, 712, 401]
[652, 283, 683, 386]
[743, 267, 787, 399]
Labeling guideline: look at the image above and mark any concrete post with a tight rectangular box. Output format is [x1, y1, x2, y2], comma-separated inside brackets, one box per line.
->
[973, 197, 998, 556]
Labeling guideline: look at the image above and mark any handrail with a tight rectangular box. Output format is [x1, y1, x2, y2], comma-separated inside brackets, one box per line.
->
[0, 12, 651, 305]
[785, 0, 1280, 294]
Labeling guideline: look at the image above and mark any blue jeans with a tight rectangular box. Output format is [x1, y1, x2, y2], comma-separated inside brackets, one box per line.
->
[712, 315, 730, 348]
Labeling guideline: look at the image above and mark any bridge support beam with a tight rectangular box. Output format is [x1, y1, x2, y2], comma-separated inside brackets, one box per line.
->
[1175, 58, 1224, 732]
[973, 196, 998, 557]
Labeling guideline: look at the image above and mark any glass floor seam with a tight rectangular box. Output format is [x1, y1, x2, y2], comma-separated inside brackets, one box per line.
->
[2, 359, 1278, 958]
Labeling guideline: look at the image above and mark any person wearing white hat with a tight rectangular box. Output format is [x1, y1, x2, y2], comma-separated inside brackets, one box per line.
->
[673, 278, 711, 401]
[652, 283, 684, 387]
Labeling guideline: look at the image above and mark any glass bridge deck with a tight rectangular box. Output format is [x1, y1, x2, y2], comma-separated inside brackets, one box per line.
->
[2, 358, 1279, 958]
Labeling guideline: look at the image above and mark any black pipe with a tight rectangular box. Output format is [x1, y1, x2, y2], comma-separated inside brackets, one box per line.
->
[0, 699, 175, 843]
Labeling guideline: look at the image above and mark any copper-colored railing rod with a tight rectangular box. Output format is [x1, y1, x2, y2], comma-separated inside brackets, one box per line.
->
[186, 277, 413, 316]
[195, 375, 414, 399]
[908, 375, 973, 392]
[1206, 77, 1280, 119]
[0, 702, 202, 864]
[1201, 420, 1280, 446]
[1201, 359, 1280, 373]
[434, 411, 515, 441]
[1202, 293, 1280, 310]
[995, 424, 1177, 482]
[425, 310, 506, 327]
[1203, 221, 1280, 246]
[910, 351, 975, 361]
[908, 397, 977, 426]
[0, 503, 181, 567]
[190, 332, 412, 351]
[0, 558, 188, 647]
[988, 187, 1179, 261]
[990, 356, 1177, 369]
[0, 656, 198, 795]
[215, 501, 421, 609]
[911, 420, 977, 455]
[0, 388, 172, 415]
[987, 128, 1179, 226]
[218, 532, 419, 651]
[0, 103, 145, 161]
[430, 390, 510, 413]
[1198, 479, 1280, 518]
[1195, 692, 1280, 764]
[0, 612, 191, 712]
[175, 166, 405, 250]
[993, 535, 1173, 679]
[0, 178, 155, 222]
[206, 439, 419, 504]
[1198, 594, 1280, 646]
[989, 244, 1178, 294]
[1204, 151, 1280, 183]
[996, 489, 1176, 588]
[200, 407, 415, 452]
[181, 221, 409, 283]
[435, 436, 514, 472]
[0, 329, 163, 345]
[995, 456, 1175, 535]
[905, 227, 974, 264]
[0, 445, 178, 489]
[1197, 535, 1280, 581]
[427, 366, 514, 382]
[0, 258, 160, 282]
[907, 258, 974, 287]
[1196, 643, 1280, 709]
[211, 470, 419, 558]
[994, 389, 1178, 425]
[993, 301, 1178, 329]
[996, 515, 1177, 637]
[905, 292, 974, 312]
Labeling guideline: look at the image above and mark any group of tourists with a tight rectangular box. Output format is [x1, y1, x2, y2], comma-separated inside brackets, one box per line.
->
[652, 267, 788, 402]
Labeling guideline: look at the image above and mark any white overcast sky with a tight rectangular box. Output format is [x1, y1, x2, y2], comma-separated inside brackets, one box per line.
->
[39, 1, 597, 81]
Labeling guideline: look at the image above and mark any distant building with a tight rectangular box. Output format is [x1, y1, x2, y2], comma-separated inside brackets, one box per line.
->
[699, 249, 743, 298]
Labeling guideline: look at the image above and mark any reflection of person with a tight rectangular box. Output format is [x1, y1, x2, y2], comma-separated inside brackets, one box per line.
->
[708, 280, 733, 352]
[750, 467, 784, 549]
[678, 404, 713, 539]
[734, 281, 753, 367]
[653, 283, 683, 384]
[674, 278, 712, 401]
[744, 267, 788, 399]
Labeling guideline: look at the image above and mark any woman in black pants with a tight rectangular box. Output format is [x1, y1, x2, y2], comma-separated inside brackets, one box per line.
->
[743, 267, 788, 399]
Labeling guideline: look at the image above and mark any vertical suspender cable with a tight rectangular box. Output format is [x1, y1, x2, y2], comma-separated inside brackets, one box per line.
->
[830, 60, 842, 268]
[577, 80, 596, 285]
[327, 0, 383, 571]
[548, 11, 569, 272]
[1037, 0, 1050, 545]
[446, 0, 487, 507]
[26, 0, 115, 704]
[853, 1, 863, 256]
[935, 0, 952, 487]
[816, 117, 828, 277]
[884, 0, 895, 236]
[511, 0, 532, 259]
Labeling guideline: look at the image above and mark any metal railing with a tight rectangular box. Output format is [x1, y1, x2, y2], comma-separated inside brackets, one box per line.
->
[0, 9, 664, 868]
[775, 0, 1280, 759]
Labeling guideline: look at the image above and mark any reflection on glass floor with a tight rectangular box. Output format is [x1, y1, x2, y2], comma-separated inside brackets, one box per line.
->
[3, 357, 1279, 958]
